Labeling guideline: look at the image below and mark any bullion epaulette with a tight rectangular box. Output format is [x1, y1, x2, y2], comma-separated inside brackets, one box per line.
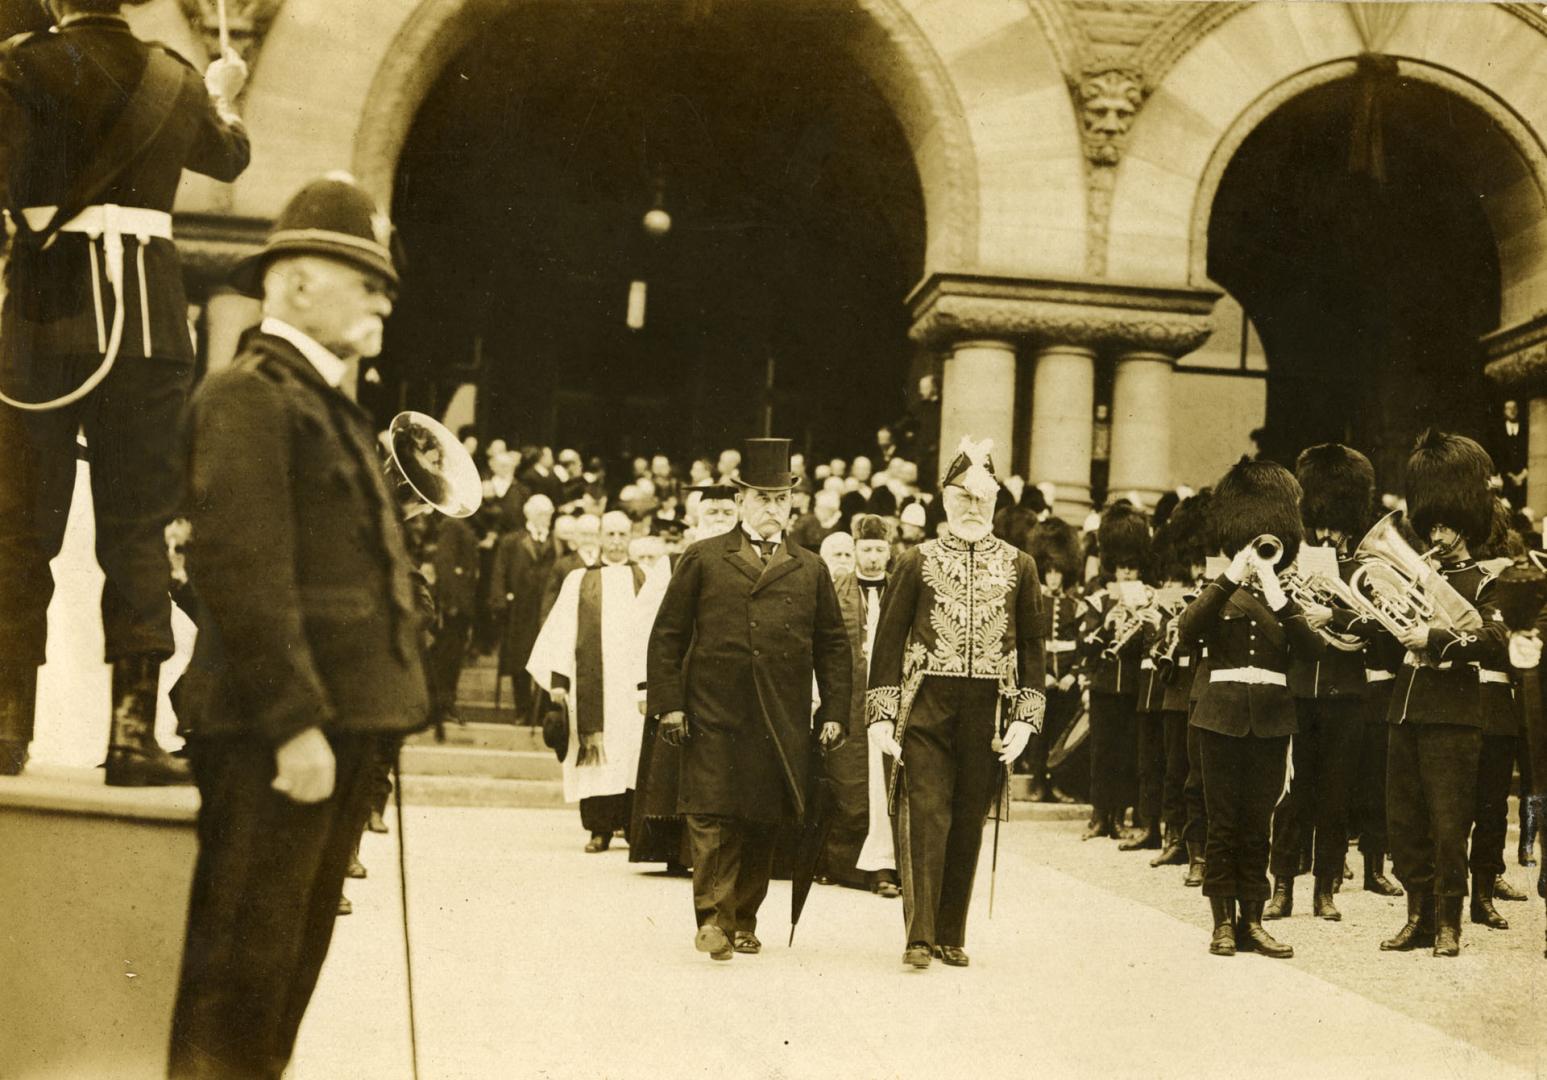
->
[0, 30, 43, 54]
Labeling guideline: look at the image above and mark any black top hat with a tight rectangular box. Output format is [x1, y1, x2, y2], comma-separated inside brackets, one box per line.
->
[231, 173, 399, 297]
[692, 483, 738, 503]
[734, 438, 796, 492]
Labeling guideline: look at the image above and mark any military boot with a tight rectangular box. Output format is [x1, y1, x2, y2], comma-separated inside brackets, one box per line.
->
[1469, 877, 1508, 930]
[1380, 892, 1434, 951]
[1118, 821, 1161, 851]
[1363, 852, 1403, 896]
[1236, 899, 1294, 958]
[1150, 828, 1187, 867]
[104, 656, 191, 787]
[1263, 877, 1294, 920]
[1208, 897, 1236, 956]
[1313, 875, 1342, 921]
[1433, 895, 1463, 957]
[1493, 874, 1526, 902]
[0, 664, 38, 777]
[1184, 840, 1206, 888]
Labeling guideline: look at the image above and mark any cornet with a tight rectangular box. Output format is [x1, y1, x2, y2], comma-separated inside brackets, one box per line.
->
[1251, 535, 1283, 563]
[383, 411, 484, 520]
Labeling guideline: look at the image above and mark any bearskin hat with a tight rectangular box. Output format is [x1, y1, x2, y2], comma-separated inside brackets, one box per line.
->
[1296, 443, 1375, 539]
[1098, 504, 1151, 574]
[1209, 457, 1303, 570]
[1152, 491, 1211, 582]
[1404, 429, 1495, 548]
[1028, 518, 1083, 581]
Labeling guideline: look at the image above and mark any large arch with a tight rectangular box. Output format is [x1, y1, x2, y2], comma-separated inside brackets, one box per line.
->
[1106, 2, 1547, 325]
[229, 0, 1085, 280]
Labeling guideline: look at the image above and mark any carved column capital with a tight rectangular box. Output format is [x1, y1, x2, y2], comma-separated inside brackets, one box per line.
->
[1483, 313, 1547, 395]
[908, 273, 1218, 358]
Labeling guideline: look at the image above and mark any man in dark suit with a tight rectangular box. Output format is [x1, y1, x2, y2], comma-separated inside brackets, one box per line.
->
[430, 513, 481, 734]
[167, 176, 428, 1078]
[647, 437, 851, 961]
[490, 493, 557, 722]
[0, 0, 250, 783]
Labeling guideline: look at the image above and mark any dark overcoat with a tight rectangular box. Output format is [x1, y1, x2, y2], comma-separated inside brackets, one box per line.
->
[646, 528, 852, 823]
[176, 331, 428, 743]
[490, 529, 558, 678]
[432, 515, 481, 619]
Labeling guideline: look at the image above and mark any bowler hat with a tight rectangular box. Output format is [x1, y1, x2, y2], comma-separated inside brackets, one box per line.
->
[734, 438, 796, 492]
[232, 173, 399, 297]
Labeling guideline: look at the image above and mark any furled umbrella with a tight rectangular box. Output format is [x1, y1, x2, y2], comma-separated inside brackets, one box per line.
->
[789, 735, 839, 946]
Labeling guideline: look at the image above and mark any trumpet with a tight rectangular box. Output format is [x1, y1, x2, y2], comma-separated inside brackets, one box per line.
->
[1346, 511, 1482, 643]
[1251, 534, 1283, 563]
[383, 411, 484, 520]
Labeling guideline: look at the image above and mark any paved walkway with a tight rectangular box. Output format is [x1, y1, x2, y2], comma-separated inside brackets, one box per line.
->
[295, 808, 1546, 1080]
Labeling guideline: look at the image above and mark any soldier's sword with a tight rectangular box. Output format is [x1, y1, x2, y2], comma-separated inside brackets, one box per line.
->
[393, 754, 423, 1080]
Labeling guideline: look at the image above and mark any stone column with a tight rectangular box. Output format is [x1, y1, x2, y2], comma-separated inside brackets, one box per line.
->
[203, 289, 261, 374]
[1107, 349, 1174, 507]
[940, 339, 1017, 472]
[1529, 397, 1547, 518]
[1027, 344, 1096, 517]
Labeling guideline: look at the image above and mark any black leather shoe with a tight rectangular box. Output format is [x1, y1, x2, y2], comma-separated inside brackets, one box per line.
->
[903, 943, 932, 969]
[695, 925, 733, 961]
[1184, 840, 1205, 888]
[932, 946, 969, 967]
[1081, 814, 1116, 841]
[1494, 874, 1526, 902]
[1363, 853, 1403, 896]
[336, 895, 353, 917]
[1150, 832, 1187, 867]
[1381, 893, 1434, 951]
[0, 739, 26, 777]
[585, 834, 610, 853]
[1263, 878, 1293, 920]
[733, 931, 762, 955]
[1434, 896, 1463, 957]
[346, 853, 367, 880]
[1313, 875, 1341, 921]
[875, 880, 901, 899]
[1469, 880, 1508, 930]
[1208, 897, 1236, 956]
[1118, 825, 1161, 851]
[367, 811, 389, 834]
[1237, 900, 1293, 958]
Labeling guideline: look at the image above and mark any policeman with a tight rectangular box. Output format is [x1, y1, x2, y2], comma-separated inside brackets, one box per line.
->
[0, 0, 250, 783]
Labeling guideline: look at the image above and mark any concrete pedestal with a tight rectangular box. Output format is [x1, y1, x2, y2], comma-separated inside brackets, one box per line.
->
[0, 769, 197, 1079]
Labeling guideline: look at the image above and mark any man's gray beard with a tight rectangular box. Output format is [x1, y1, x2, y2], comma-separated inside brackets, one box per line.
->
[948, 519, 991, 543]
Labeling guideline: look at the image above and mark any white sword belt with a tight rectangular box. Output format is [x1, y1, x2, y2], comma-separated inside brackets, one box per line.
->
[1045, 640, 1077, 654]
[1210, 666, 1287, 687]
[20, 204, 174, 356]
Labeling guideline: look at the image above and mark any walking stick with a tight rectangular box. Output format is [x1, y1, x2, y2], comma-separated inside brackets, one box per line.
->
[989, 734, 1007, 918]
[393, 751, 423, 1080]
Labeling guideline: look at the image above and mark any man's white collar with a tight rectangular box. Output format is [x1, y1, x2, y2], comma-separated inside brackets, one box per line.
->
[262, 317, 347, 389]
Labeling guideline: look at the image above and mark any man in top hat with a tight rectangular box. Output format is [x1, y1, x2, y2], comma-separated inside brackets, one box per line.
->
[0, 0, 251, 783]
[867, 437, 1046, 969]
[647, 438, 851, 960]
[167, 174, 427, 1077]
[1264, 444, 1381, 923]
[1380, 430, 1508, 958]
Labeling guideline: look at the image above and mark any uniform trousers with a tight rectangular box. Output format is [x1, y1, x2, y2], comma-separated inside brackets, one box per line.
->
[1268, 698, 1360, 879]
[169, 730, 383, 1079]
[1199, 728, 1289, 900]
[1353, 682, 1394, 855]
[686, 814, 776, 935]
[1136, 712, 1166, 829]
[1089, 691, 1138, 820]
[0, 354, 190, 670]
[1470, 733, 1517, 882]
[895, 676, 999, 948]
[1160, 710, 1189, 831]
[1386, 723, 1481, 898]
[1182, 717, 1209, 847]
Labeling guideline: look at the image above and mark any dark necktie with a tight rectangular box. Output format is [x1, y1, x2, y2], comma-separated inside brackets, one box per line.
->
[754, 538, 775, 564]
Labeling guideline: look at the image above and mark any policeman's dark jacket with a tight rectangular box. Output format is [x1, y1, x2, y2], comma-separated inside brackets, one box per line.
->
[1386, 560, 1508, 727]
[0, 14, 250, 364]
[646, 526, 851, 824]
[1181, 576, 1325, 738]
[865, 533, 1047, 732]
[176, 329, 428, 743]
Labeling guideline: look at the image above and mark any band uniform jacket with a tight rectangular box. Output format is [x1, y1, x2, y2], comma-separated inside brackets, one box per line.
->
[865, 533, 1048, 751]
[432, 515, 481, 620]
[1043, 587, 1083, 683]
[0, 16, 250, 364]
[1181, 576, 1324, 738]
[1387, 561, 1509, 727]
[176, 330, 428, 744]
[1080, 586, 1145, 696]
[645, 527, 852, 824]
[1287, 555, 1371, 700]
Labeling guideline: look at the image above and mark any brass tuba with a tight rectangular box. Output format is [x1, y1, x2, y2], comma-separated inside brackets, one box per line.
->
[383, 411, 483, 520]
[1348, 511, 1482, 640]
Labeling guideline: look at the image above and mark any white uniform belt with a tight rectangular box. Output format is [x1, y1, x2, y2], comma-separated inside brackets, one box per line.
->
[1403, 652, 1452, 671]
[1046, 640, 1076, 654]
[1178, 656, 1192, 669]
[1365, 669, 1395, 683]
[1210, 667, 1286, 687]
[1477, 669, 1511, 685]
[20, 204, 173, 357]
